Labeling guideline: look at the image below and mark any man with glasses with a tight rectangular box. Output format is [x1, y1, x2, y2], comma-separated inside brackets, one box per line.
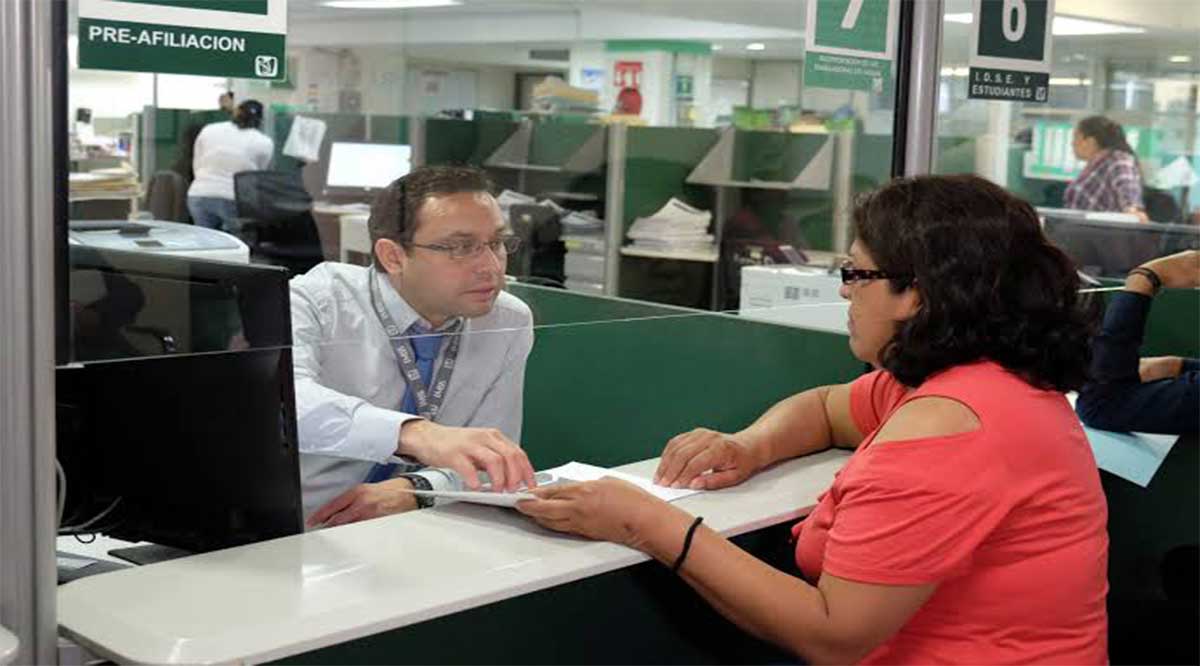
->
[290, 166, 536, 526]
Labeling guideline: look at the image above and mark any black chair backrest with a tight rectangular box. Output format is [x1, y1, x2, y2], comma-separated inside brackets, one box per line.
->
[145, 170, 186, 222]
[234, 170, 313, 223]
[1144, 186, 1183, 224]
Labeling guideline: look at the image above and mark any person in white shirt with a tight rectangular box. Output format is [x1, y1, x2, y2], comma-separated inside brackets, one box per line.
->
[291, 166, 537, 526]
[186, 99, 274, 231]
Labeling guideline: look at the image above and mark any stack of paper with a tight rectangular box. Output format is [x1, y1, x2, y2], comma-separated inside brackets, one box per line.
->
[532, 76, 600, 113]
[400, 461, 701, 508]
[68, 167, 140, 200]
[561, 210, 604, 234]
[496, 189, 537, 219]
[627, 197, 714, 253]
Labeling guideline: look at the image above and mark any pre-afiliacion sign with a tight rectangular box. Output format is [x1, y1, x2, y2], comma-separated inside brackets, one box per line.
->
[78, 0, 287, 80]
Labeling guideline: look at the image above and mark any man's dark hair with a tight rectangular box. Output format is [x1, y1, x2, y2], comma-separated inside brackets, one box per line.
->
[853, 173, 1097, 392]
[368, 165, 495, 264]
[233, 100, 264, 129]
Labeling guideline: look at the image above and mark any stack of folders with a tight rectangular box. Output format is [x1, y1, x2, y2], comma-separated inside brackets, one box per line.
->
[626, 198, 714, 255]
[562, 210, 606, 296]
[68, 167, 140, 200]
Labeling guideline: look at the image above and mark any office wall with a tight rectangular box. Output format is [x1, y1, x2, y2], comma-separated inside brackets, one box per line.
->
[69, 69, 227, 120]
[750, 60, 801, 109]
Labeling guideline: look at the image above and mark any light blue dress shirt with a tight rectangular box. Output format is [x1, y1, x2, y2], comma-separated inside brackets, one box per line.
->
[289, 262, 534, 518]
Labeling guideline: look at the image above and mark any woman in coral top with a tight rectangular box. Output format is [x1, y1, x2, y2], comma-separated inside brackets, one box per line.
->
[518, 174, 1109, 664]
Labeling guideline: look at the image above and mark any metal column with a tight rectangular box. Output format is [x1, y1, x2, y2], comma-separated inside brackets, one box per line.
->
[900, 0, 944, 176]
[0, 0, 61, 663]
[603, 122, 627, 297]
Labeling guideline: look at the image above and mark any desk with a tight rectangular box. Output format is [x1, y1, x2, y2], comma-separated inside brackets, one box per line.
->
[338, 213, 371, 264]
[58, 450, 849, 664]
[311, 202, 371, 263]
[0, 625, 16, 666]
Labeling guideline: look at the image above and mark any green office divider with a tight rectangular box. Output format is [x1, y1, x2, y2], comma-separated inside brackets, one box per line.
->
[366, 115, 410, 145]
[731, 131, 827, 183]
[527, 122, 598, 168]
[1099, 285, 1200, 358]
[935, 135, 976, 176]
[623, 126, 718, 233]
[424, 118, 519, 166]
[135, 108, 227, 181]
[270, 110, 367, 172]
[506, 284, 864, 469]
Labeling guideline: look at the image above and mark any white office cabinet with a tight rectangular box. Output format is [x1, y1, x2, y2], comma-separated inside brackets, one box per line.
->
[738, 265, 848, 334]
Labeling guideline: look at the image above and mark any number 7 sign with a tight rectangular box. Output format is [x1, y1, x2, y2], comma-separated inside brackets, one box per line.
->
[804, 0, 898, 93]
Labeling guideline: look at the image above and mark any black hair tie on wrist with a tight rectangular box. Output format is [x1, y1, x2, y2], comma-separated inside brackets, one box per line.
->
[1129, 267, 1162, 294]
[671, 516, 704, 574]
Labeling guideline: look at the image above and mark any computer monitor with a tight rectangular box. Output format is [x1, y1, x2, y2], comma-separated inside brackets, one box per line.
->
[1040, 210, 1200, 279]
[65, 244, 291, 363]
[325, 142, 412, 193]
[56, 349, 303, 556]
[56, 247, 303, 557]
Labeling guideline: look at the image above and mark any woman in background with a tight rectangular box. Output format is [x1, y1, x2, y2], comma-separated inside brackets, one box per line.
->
[186, 99, 274, 232]
[1065, 115, 1148, 222]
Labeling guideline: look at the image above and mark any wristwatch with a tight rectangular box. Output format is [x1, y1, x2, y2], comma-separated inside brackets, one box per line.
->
[399, 473, 435, 509]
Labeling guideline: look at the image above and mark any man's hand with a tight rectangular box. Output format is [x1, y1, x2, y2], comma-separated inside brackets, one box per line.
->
[654, 428, 763, 491]
[398, 420, 535, 492]
[306, 477, 418, 528]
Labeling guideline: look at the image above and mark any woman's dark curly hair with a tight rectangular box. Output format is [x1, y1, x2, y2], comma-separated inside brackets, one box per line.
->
[853, 174, 1096, 391]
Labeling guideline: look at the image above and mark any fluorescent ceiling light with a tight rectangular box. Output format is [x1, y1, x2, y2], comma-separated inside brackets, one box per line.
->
[1168, 55, 1193, 63]
[942, 12, 1145, 35]
[1052, 16, 1144, 36]
[1049, 77, 1092, 86]
[746, 43, 766, 51]
[323, 0, 462, 9]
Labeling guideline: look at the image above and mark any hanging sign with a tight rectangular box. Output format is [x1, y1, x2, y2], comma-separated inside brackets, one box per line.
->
[803, 0, 898, 93]
[78, 0, 287, 80]
[968, 0, 1055, 102]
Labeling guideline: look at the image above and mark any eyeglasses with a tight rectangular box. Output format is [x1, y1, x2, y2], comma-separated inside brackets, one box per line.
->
[409, 235, 522, 260]
[839, 261, 912, 286]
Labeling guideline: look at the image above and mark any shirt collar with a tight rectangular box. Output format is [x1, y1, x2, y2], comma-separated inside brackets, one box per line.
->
[374, 269, 463, 334]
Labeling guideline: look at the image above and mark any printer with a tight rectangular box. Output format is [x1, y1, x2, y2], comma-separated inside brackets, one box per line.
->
[68, 220, 249, 264]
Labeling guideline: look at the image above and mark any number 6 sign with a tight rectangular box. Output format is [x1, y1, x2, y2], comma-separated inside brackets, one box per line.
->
[968, 0, 1055, 102]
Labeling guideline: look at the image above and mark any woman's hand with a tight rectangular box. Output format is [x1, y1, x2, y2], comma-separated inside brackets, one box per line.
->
[654, 428, 763, 490]
[515, 478, 666, 549]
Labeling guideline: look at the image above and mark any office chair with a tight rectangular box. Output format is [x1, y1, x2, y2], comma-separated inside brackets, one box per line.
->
[144, 170, 187, 222]
[1144, 186, 1183, 224]
[507, 203, 565, 283]
[233, 170, 324, 275]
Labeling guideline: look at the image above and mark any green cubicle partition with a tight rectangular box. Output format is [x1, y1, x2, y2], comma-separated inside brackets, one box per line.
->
[281, 285, 861, 665]
[424, 117, 520, 166]
[269, 109, 368, 173]
[133, 107, 228, 182]
[367, 115, 410, 145]
[281, 284, 1198, 665]
[506, 284, 864, 469]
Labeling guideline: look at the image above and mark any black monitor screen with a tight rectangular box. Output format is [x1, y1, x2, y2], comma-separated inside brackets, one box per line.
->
[56, 348, 303, 552]
[66, 244, 291, 363]
[1043, 216, 1200, 279]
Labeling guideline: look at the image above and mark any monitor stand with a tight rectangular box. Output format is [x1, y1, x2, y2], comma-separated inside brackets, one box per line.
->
[108, 543, 194, 565]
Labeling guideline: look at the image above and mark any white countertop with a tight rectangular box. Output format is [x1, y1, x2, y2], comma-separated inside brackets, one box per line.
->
[0, 625, 17, 666]
[58, 451, 849, 665]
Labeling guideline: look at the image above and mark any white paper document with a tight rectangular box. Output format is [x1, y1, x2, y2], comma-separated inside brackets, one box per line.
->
[402, 461, 701, 508]
[1066, 393, 1180, 487]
